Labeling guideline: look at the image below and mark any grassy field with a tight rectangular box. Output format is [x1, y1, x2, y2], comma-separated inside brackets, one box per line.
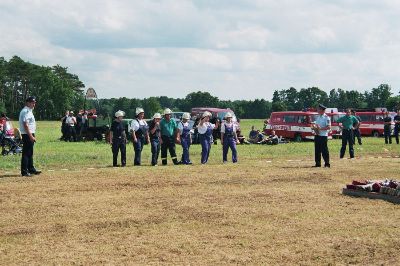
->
[1, 120, 400, 264]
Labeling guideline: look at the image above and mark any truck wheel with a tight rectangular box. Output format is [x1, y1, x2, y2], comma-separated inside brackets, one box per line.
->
[96, 134, 103, 141]
[294, 134, 302, 142]
[372, 131, 379, 137]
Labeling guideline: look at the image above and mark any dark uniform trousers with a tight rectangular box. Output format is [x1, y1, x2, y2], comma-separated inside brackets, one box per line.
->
[134, 136, 145, 165]
[161, 135, 179, 165]
[21, 134, 36, 175]
[314, 135, 329, 166]
[353, 128, 362, 145]
[340, 129, 354, 158]
[150, 138, 160, 166]
[112, 138, 126, 166]
[384, 129, 392, 144]
[395, 127, 400, 144]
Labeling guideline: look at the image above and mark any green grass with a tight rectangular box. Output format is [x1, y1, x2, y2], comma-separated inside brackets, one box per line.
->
[1, 120, 400, 171]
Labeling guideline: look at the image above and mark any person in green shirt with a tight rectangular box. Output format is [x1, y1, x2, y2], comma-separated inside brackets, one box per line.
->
[160, 108, 180, 165]
[337, 108, 359, 158]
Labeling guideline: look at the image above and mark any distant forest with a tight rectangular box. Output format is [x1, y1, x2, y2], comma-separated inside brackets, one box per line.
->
[1, 56, 400, 120]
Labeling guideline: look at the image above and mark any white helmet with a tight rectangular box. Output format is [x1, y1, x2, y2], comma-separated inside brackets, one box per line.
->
[182, 112, 191, 120]
[224, 112, 233, 119]
[152, 113, 162, 119]
[114, 110, 125, 118]
[163, 108, 172, 115]
[202, 111, 212, 118]
[135, 107, 144, 116]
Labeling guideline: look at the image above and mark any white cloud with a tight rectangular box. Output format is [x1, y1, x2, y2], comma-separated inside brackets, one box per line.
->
[1, 0, 400, 101]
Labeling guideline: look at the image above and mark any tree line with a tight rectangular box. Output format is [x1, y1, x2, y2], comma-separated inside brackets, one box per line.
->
[1, 56, 399, 120]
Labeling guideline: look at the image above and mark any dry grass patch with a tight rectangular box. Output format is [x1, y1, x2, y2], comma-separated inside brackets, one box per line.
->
[1, 157, 400, 265]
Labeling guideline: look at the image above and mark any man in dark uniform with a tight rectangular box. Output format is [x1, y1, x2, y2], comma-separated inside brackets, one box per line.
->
[109, 110, 126, 167]
[394, 110, 400, 144]
[160, 108, 180, 165]
[337, 108, 359, 159]
[351, 110, 362, 145]
[311, 104, 331, 167]
[19, 96, 41, 177]
[383, 111, 392, 144]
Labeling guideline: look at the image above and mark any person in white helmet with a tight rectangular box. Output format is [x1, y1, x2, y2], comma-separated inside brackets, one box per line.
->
[221, 112, 239, 163]
[110, 110, 126, 167]
[197, 111, 216, 164]
[148, 112, 162, 166]
[130, 107, 150, 166]
[160, 108, 180, 165]
[177, 112, 193, 165]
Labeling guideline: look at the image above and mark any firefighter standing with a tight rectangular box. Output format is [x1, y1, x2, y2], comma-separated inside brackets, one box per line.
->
[160, 108, 180, 165]
[110, 110, 126, 167]
[394, 110, 400, 144]
[221, 112, 239, 163]
[130, 107, 150, 166]
[337, 108, 359, 159]
[178, 112, 193, 165]
[312, 104, 331, 167]
[149, 113, 162, 166]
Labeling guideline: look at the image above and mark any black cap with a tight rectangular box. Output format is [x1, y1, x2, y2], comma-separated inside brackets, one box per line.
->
[318, 104, 327, 110]
[26, 96, 36, 102]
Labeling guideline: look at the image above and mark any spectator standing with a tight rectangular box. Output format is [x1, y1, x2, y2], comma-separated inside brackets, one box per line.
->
[351, 110, 362, 145]
[65, 111, 77, 142]
[19, 96, 41, 177]
[394, 110, 400, 144]
[383, 111, 392, 144]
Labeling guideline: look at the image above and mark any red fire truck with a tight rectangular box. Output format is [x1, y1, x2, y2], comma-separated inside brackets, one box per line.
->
[356, 110, 395, 137]
[264, 111, 326, 141]
[326, 111, 345, 138]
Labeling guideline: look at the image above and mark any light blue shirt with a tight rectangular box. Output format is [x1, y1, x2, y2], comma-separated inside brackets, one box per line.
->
[314, 114, 330, 137]
[19, 106, 36, 134]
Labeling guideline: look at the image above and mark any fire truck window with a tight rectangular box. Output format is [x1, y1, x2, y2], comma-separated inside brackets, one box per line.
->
[298, 116, 307, 123]
[283, 115, 296, 123]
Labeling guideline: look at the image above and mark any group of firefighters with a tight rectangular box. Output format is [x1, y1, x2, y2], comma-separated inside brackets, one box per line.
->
[8, 96, 400, 176]
[109, 107, 240, 167]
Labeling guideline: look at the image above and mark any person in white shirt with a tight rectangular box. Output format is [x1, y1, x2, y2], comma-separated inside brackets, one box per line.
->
[311, 104, 331, 168]
[221, 112, 239, 163]
[65, 111, 77, 142]
[130, 107, 149, 166]
[197, 111, 216, 164]
[19, 96, 41, 177]
[177, 112, 193, 165]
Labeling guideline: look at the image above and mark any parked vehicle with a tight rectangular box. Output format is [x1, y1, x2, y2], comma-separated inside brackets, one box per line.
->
[356, 111, 395, 137]
[191, 107, 237, 122]
[264, 111, 331, 141]
[326, 111, 345, 138]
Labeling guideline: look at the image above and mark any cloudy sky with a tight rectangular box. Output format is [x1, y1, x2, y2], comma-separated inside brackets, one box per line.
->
[1, 0, 400, 100]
